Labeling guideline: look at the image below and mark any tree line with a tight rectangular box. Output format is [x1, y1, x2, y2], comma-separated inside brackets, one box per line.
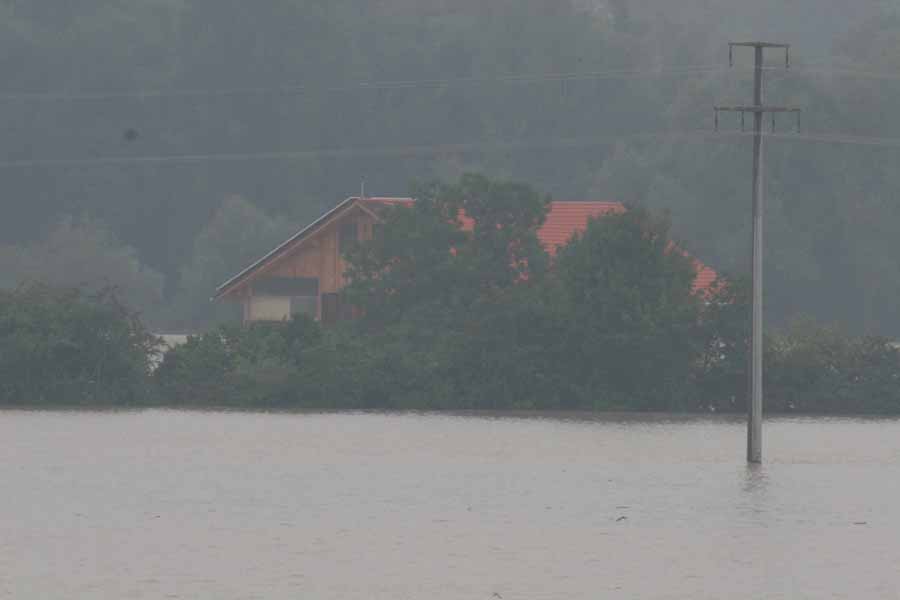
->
[3, 1, 900, 335]
[4, 175, 897, 412]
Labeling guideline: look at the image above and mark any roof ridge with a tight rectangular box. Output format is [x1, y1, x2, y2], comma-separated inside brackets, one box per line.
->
[550, 200, 623, 204]
[213, 195, 361, 298]
[215, 195, 716, 301]
[356, 197, 623, 204]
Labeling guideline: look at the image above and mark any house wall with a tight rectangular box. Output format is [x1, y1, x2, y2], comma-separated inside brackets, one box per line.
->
[240, 205, 376, 324]
[248, 295, 291, 322]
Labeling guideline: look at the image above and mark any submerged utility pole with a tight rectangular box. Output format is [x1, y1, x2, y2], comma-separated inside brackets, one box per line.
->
[715, 42, 801, 464]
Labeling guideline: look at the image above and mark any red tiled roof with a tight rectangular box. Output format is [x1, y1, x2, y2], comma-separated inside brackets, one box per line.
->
[361, 198, 623, 254]
[217, 196, 717, 300]
[537, 201, 625, 255]
[693, 263, 718, 292]
[362, 198, 715, 293]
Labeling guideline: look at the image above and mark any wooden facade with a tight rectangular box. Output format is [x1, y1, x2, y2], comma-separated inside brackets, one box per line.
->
[215, 197, 395, 324]
[215, 196, 718, 325]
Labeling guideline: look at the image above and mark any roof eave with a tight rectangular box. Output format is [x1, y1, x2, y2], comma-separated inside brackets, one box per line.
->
[212, 196, 362, 301]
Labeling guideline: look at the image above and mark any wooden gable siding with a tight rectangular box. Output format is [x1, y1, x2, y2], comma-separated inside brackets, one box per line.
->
[219, 196, 718, 324]
[239, 205, 376, 322]
[263, 205, 374, 294]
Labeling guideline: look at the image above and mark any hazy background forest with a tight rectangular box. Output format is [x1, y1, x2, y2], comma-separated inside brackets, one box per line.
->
[2, 0, 900, 334]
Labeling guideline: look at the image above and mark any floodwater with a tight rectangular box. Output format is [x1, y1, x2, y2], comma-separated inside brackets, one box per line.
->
[2, 411, 900, 599]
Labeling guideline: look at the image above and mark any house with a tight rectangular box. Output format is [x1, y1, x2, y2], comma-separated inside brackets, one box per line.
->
[214, 196, 717, 324]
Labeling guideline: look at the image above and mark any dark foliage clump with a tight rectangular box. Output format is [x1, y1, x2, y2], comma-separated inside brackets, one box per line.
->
[152, 174, 900, 414]
[0, 284, 158, 405]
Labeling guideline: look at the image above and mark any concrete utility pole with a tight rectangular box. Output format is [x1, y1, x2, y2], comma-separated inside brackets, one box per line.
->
[715, 42, 801, 464]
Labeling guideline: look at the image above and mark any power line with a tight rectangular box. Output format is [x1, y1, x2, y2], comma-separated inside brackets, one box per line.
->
[761, 64, 900, 82]
[9, 62, 900, 104]
[3, 61, 899, 107]
[768, 131, 900, 147]
[0, 134, 673, 168]
[0, 65, 725, 102]
[1, 129, 899, 169]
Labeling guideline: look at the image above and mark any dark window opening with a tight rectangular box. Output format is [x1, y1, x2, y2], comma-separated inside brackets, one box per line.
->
[290, 296, 318, 319]
[339, 221, 358, 252]
[321, 293, 339, 325]
[321, 292, 354, 325]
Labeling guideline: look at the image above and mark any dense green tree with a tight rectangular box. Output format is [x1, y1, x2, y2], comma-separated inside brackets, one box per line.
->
[342, 174, 555, 407]
[342, 191, 467, 326]
[344, 174, 550, 325]
[554, 206, 703, 408]
[154, 315, 325, 405]
[0, 284, 157, 405]
[766, 318, 900, 414]
[149, 175, 900, 413]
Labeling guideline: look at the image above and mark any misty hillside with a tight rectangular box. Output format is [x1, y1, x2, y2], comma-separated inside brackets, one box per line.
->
[2, 0, 899, 333]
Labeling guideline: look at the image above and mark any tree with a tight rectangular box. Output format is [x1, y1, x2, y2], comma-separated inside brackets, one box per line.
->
[694, 275, 751, 410]
[0, 216, 165, 323]
[153, 316, 327, 407]
[443, 173, 551, 290]
[165, 195, 298, 331]
[342, 174, 555, 407]
[5, 0, 900, 336]
[554, 205, 703, 408]
[0, 284, 157, 405]
[765, 317, 900, 414]
[344, 174, 550, 323]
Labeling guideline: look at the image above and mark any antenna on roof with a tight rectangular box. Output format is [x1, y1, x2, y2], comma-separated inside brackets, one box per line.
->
[360, 178, 366, 201]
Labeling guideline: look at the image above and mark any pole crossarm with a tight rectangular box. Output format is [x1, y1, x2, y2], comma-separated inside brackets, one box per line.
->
[729, 42, 790, 49]
[715, 106, 801, 113]
[715, 106, 802, 132]
[729, 42, 791, 67]
[714, 40, 803, 463]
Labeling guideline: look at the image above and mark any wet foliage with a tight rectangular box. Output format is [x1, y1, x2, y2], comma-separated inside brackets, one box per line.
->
[151, 175, 900, 413]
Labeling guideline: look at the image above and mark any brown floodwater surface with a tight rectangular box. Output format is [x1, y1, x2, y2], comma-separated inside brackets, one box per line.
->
[2, 410, 899, 599]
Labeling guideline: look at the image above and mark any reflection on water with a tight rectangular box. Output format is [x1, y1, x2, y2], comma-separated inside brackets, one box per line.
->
[742, 463, 768, 493]
[2, 410, 900, 599]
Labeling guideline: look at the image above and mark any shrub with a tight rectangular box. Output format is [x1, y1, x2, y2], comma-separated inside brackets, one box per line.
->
[0, 284, 157, 405]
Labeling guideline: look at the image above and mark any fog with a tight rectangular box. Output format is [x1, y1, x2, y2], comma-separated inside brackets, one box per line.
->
[2, 0, 898, 334]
